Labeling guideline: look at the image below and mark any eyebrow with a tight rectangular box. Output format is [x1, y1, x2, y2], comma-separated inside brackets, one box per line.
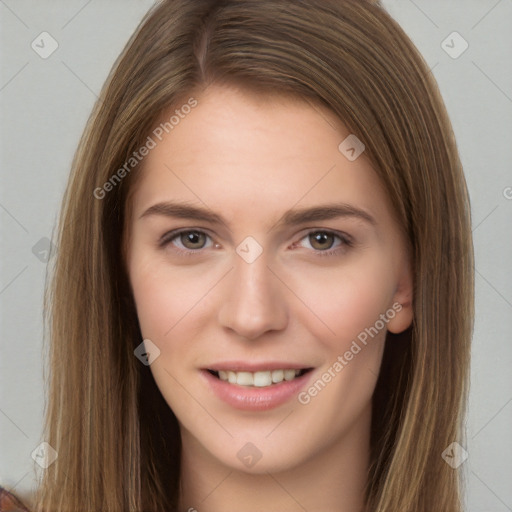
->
[139, 201, 377, 230]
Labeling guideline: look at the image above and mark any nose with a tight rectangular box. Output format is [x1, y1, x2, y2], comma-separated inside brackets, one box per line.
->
[217, 250, 288, 341]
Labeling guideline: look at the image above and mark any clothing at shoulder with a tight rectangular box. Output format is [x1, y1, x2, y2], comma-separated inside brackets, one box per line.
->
[0, 486, 30, 512]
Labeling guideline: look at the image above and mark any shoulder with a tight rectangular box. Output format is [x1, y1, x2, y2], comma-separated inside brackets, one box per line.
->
[0, 486, 30, 512]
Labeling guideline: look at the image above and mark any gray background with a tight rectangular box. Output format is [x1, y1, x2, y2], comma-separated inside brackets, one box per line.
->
[1, 1, 511, 510]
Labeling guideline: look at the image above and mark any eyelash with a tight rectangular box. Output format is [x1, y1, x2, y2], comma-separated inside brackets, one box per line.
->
[158, 228, 354, 258]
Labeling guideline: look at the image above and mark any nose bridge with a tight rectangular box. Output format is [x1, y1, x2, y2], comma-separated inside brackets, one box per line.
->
[218, 242, 288, 340]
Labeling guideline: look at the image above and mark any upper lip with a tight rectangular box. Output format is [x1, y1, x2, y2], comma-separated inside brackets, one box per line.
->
[204, 361, 313, 372]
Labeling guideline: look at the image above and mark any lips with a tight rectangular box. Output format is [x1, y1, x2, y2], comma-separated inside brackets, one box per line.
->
[200, 362, 315, 410]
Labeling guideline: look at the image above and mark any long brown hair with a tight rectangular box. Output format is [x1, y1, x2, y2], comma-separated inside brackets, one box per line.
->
[33, 0, 474, 510]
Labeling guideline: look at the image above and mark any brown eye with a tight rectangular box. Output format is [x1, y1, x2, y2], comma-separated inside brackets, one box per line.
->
[178, 231, 207, 250]
[309, 231, 336, 250]
[292, 229, 353, 258]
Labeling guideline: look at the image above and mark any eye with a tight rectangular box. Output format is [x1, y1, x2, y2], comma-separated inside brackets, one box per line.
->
[159, 228, 353, 258]
[292, 230, 353, 257]
[159, 229, 213, 253]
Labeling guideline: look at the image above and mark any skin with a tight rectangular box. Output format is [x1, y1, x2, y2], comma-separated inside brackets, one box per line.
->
[125, 83, 413, 512]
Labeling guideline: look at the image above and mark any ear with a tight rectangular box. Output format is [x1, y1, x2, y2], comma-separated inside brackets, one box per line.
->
[386, 256, 413, 334]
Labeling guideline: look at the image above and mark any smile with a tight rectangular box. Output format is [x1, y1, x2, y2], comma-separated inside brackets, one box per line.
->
[201, 366, 315, 411]
[208, 368, 311, 387]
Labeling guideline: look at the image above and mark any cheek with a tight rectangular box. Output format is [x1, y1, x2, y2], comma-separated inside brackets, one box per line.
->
[130, 271, 174, 340]
[128, 249, 214, 341]
[286, 265, 392, 443]
[284, 254, 397, 351]
[285, 257, 395, 431]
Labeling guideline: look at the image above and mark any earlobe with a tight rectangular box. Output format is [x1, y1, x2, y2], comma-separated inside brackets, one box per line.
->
[387, 299, 413, 334]
[387, 260, 414, 334]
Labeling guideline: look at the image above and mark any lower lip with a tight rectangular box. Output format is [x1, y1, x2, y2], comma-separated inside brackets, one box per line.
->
[200, 369, 314, 411]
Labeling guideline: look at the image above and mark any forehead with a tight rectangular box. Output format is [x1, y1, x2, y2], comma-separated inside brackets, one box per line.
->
[128, 84, 390, 227]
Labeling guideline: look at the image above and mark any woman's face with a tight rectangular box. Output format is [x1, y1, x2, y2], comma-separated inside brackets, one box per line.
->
[126, 84, 412, 474]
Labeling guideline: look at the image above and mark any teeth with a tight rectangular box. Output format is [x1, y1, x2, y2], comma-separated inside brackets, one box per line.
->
[236, 371, 253, 386]
[214, 369, 303, 387]
[254, 371, 272, 387]
[284, 369, 297, 381]
[271, 369, 284, 383]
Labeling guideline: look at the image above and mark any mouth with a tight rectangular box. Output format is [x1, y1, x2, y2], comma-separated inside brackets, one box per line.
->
[206, 368, 314, 388]
[200, 361, 316, 410]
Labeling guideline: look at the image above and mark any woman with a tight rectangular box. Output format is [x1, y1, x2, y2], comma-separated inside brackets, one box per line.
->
[17, 0, 474, 510]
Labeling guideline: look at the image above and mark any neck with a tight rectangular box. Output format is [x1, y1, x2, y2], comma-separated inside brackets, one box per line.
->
[177, 403, 372, 512]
